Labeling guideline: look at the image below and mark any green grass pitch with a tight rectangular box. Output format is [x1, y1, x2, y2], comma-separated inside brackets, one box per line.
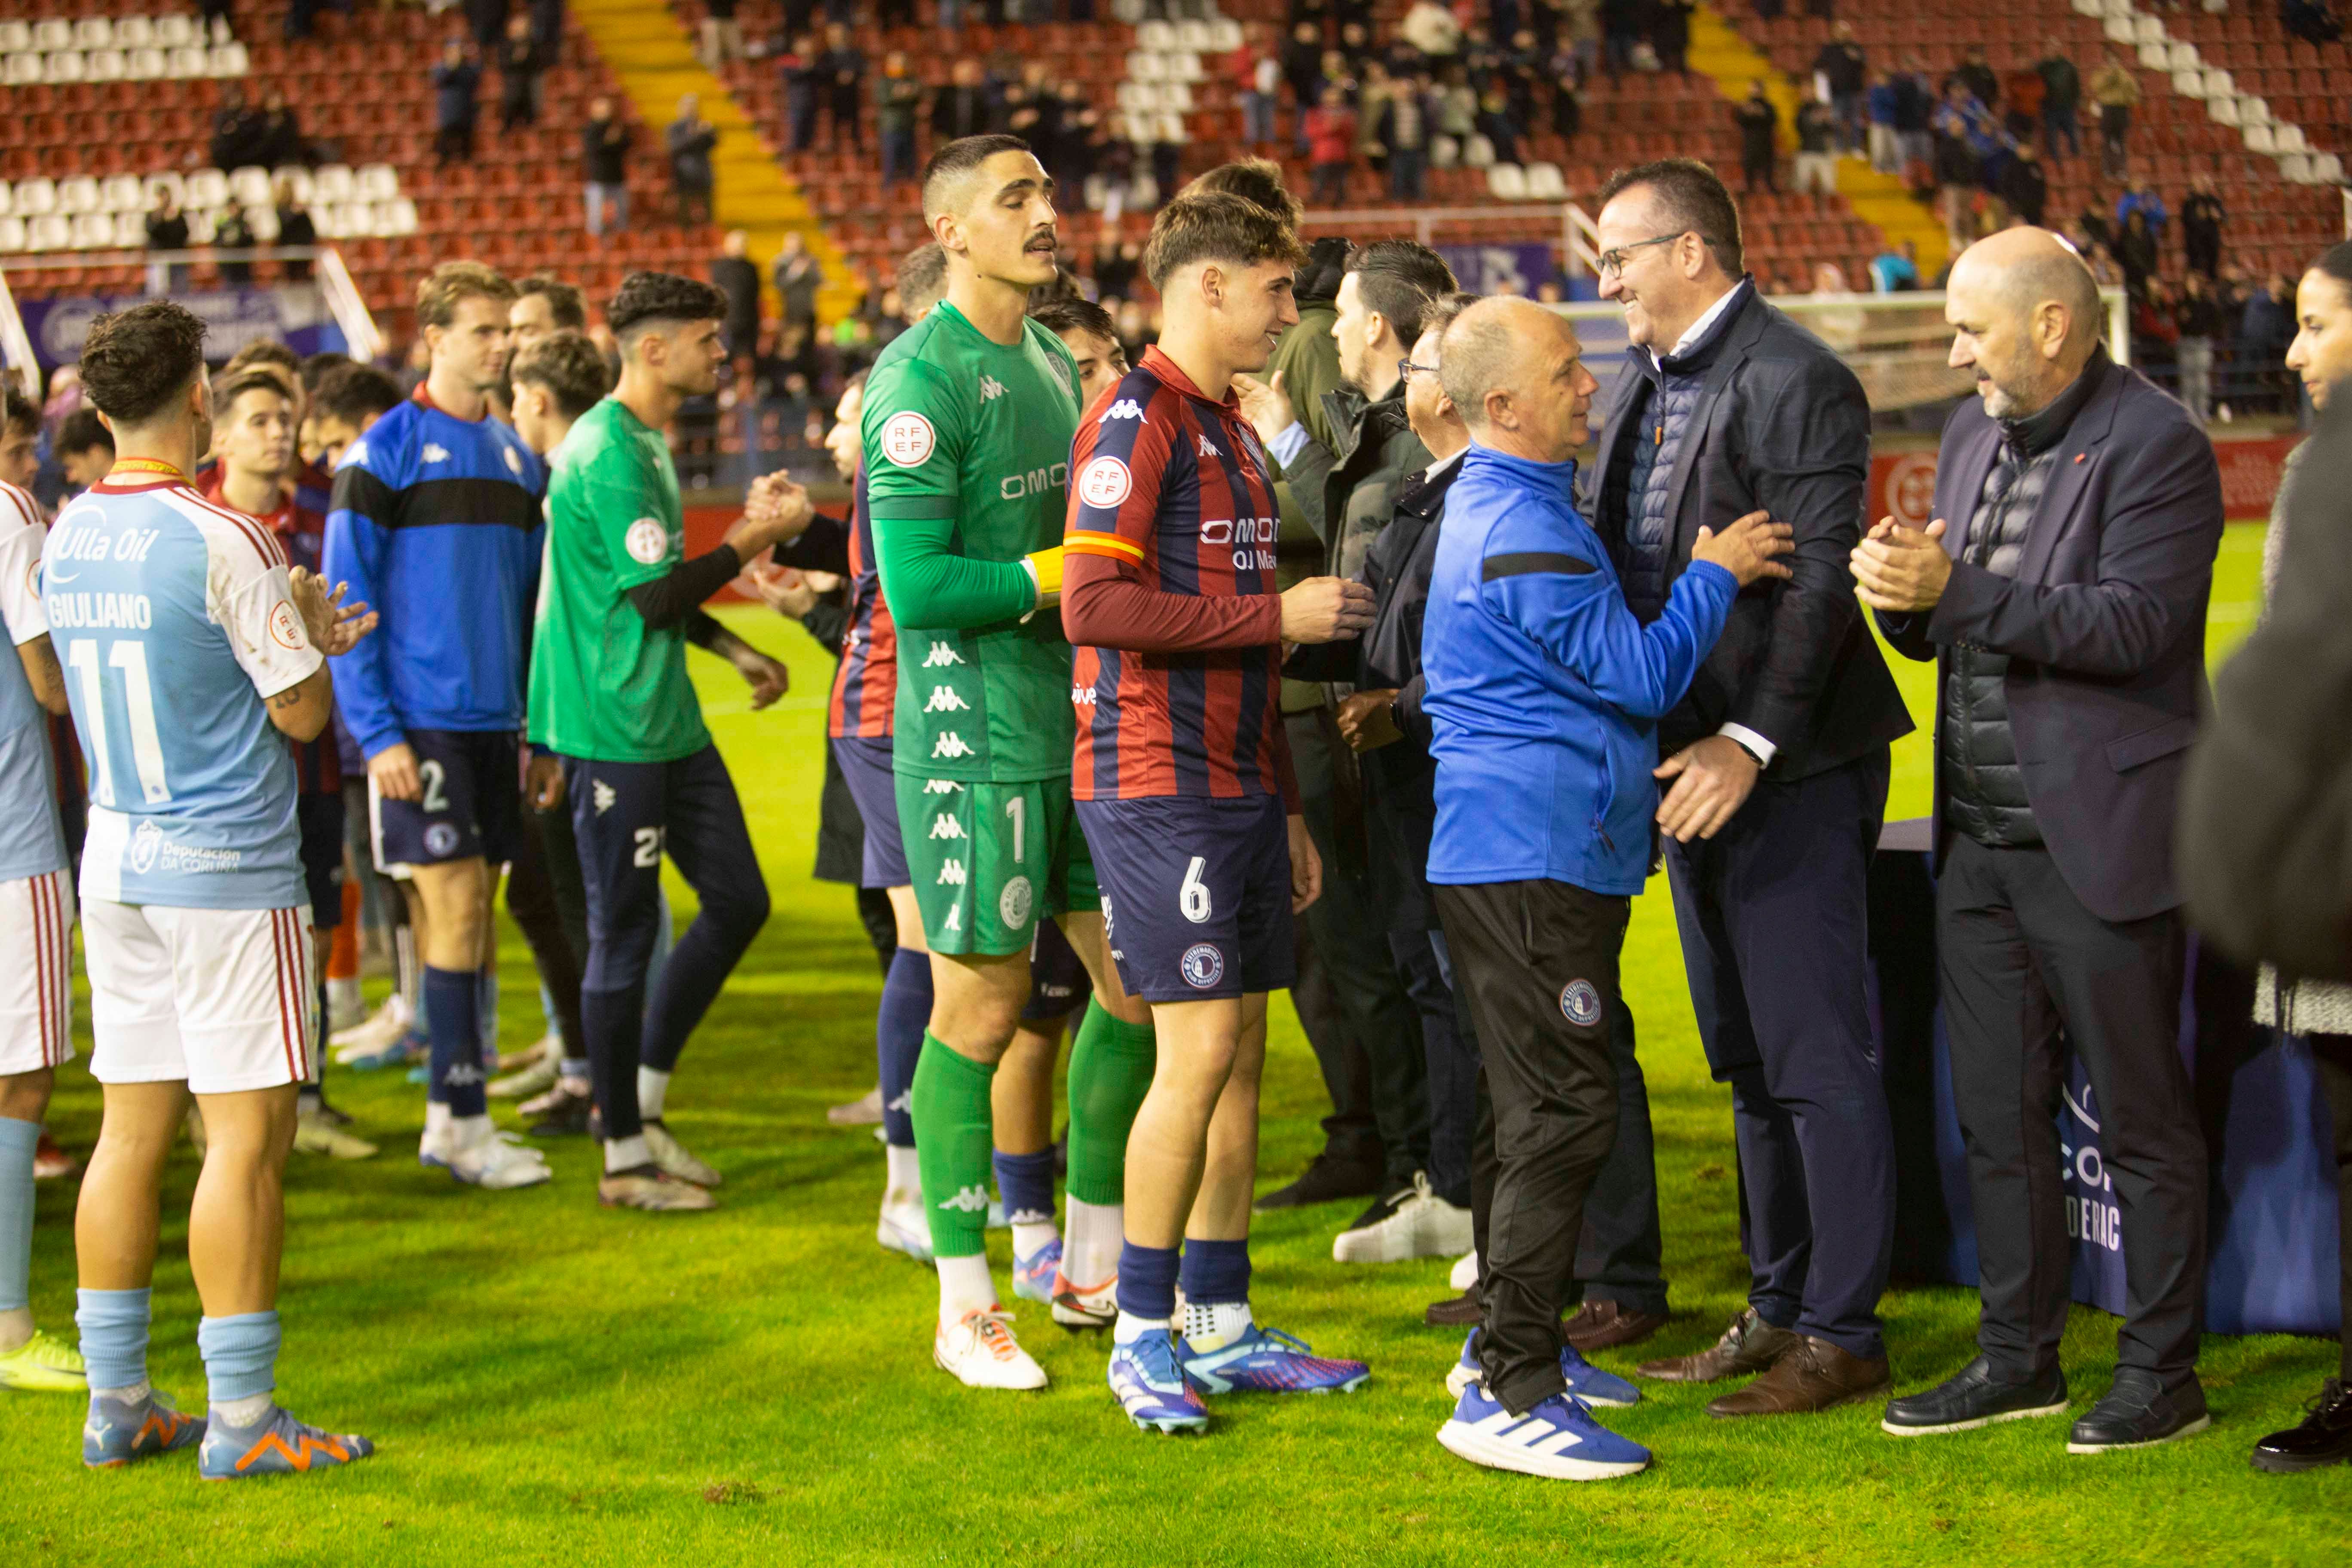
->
[7, 523, 2346, 1565]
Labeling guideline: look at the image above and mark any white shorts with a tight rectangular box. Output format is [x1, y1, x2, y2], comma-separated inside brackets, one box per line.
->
[84, 900, 314, 1095]
[0, 867, 75, 1076]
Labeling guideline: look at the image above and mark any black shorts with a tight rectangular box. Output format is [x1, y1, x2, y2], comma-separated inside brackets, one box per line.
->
[297, 792, 346, 930]
[1076, 793, 1297, 1004]
[1020, 913, 1093, 1023]
[368, 728, 522, 875]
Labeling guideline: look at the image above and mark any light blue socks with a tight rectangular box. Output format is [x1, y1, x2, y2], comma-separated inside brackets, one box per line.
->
[0, 1117, 37, 1317]
[76, 1286, 151, 1396]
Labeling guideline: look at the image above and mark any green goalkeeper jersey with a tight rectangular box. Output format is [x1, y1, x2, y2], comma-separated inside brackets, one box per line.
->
[861, 300, 1083, 783]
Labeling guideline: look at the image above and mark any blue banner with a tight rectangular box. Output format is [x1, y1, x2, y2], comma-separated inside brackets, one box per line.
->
[16, 285, 346, 370]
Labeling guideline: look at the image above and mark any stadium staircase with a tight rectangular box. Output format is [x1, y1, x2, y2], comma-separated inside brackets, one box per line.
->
[570, 0, 860, 322]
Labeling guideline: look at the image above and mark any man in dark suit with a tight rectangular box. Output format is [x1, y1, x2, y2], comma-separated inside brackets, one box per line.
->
[1582, 159, 1916, 1412]
[1855, 226, 2221, 1454]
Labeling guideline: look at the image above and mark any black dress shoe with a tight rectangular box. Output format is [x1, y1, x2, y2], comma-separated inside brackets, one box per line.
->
[1881, 1355, 2070, 1436]
[2068, 1367, 2210, 1454]
[2251, 1378, 2352, 1473]
[1254, 1151, 1383, 1210]
[1426, 1283, 1483, 1327]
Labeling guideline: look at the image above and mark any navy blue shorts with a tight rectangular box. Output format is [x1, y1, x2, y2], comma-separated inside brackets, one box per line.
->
[1021, 913, 1093, 1023]
[831, 734, 908, 890]
[1075, 793, 1297, 1004]
[368, 729, 521, 875]
[297, 793, 346, 929]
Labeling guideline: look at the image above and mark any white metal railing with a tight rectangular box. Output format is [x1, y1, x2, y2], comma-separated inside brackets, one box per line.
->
[0, 245, 381, 367]
[0, 266, 37, 400]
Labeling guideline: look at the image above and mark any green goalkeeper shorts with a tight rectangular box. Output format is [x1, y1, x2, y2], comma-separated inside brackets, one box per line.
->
[895, 773, 1100, 956]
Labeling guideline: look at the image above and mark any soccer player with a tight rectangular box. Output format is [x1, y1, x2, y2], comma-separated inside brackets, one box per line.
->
[52, 301, 378, 1476]
[530, 273, 801, 1213]
[1028, 297, 1131, 408]
[306, 360, 402, 474]
[1062, 189, 1379, 1432]
[0, 398, 83, 1394]
[196, 365, 377, 1160]
[323, 261, 553, 1190]
[55, 407, 116, 495]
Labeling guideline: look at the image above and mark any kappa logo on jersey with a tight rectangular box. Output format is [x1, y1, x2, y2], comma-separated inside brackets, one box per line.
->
[998, 875, 1033, 931]
[880, 410, 937, 467]
[268, 600, 306, 652]
[922, 778, 964, 794]
[942, 905, 962, 932]
[928, 815, 966, 840]
[923, 685, 971, 713]
[340, 440, 369, 469]
[1560, 979, 1602, 1027]
[937, 1185, 992, 1214]
[931, 732, 974, 760]
[922, 640, 966, 668]
[1198, 434, 1221, 459]
[503, 445, 524, 476]
[422, 443, 451, 465]
[937, 859, 966, 885]
[424, 823, 460, 858]
[1102, 399, 1143, 423]
[625, 518, 668, 566]
[1181, 943, 1225, 989]
[978, 374, 1007, 401]
[885, 1090, 911, 1114]
[592, 781, 617, 815]
[1078, 456, 1132, 508]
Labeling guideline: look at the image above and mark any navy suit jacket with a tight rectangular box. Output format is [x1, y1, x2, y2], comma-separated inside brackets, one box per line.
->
[1875, 352, 2224, 924]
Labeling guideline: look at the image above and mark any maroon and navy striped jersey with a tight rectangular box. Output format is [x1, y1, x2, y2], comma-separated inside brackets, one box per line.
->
[1063, 347, 1294, 805]
[825, 464, 897, 738]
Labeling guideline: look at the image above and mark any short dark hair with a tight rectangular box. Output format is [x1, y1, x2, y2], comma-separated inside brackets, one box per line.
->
[1, 387, 37, 440]
[1142, 190, 1309, 290]
[1596, 157, 1746, 276]
[518, 274, 590, 331]
[56, 406, 113, 457]
[1028, 297, 1118, 343]
[511, 330, 613, 420]
[210, 367, 297, 422]
[1191, 158, 1305, 229]
[311, 360, 403, 428]
[78, 301, 208, 425]
[1344, 240, 1457, 348]
[298, 350, 352, 392]
[898, 241, 948, 316]
[223, 339, 300, 380]
[921, 134, 1035, 223]
[606, 271, 726, 341]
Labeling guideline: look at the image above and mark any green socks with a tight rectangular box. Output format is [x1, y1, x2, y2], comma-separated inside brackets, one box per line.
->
[911, 1032, 997, 1259]
[1064, 1001, 1158, 1207]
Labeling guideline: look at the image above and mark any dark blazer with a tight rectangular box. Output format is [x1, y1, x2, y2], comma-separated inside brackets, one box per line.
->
[1582, 286, 1913, 778]
[1877, 352, 2223, 925]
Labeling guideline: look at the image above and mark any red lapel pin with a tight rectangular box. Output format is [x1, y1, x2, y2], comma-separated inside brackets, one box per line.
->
[2074, 453, 2086, 463]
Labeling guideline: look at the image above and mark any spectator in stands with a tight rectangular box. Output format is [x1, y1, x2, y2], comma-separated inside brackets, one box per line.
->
[876, 52, 923, 190]
[2175, 268, 2221, 424]
[1793, 90, 1839, 196]
[2115, 208, 2159, 299]
[144, 189, 189, 290]
[274, 178, 316, 282]
[714, 230, 763, 361]
[1476, 85, 1523, 168]
[530, 0, 564, 58]
[2133, 276, 2180, 382]
[2090, 47, 2138, 183]
[1999, 142, 2047, 229]
[1559, 0, 1600, 86]
[1734, 80, 1778, 195]
[53, 407, 113, 496]
[1435, 63, 1478, 144]
[700, 0, 746, 70]
[668, 93, 720, 225]
[1869, 237, 1920, 294]
[499, 14, 543, 132]
[257, 90, 309, 169]
[773, 230, 825, 334]
[1283, 23, 1327, 152]
[2033, 38, 2080, 163]
[1652, 0, 1695, 80]
[2116, 179, 2168, 247]
[1237, 25, 1282, 149]
[433, 39, 483, 168]
[1377, 73, 1437, 201]
[1307, 83, 1358, 206]
[211, 85, 258, 172]
[2241, 273, 2297, 412]
[2000, 63, 2043, 146]
[583, 95, 632, 239]
[931, 58, 995, 147]
[2086, 241, 2123, 291]
[1865, 71, 1901, 174]
[470, 0, 510, 53]
[1951, 45, 1998, 114]
[818, 22, 867, 152]
[1813, 21, 1867, 154]
[2282, 0, 2345, 46]
[1550, 55, 1584, 142]
[2182, 174, 2224, 280]
[213, 204, 255, 287]
[1894, 53, 1937, 194]
[781, 32, 822, 152]
[1401, 0, 1463, 59]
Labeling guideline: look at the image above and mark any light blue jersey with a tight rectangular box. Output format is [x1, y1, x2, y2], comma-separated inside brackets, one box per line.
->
[0, 482, 67, 885]
[43, 474, 323, 910]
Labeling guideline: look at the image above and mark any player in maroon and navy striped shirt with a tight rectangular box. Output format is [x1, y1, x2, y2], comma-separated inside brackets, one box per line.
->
[1062, 188, 1377, 1432]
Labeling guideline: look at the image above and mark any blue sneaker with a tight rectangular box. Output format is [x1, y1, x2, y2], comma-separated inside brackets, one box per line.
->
[1178, 1323, 1369, 1395]
[1436, 1382, 1651, 1481]
[199, 1404, 374, 1480]
[346, 1031, 427, 1072]
[82, 1389, 205, 1468]
[1445, 1328, 1640, 1408]
[1011, 1236, 1062, 1305]
[1108, 1331, 1210, 1433]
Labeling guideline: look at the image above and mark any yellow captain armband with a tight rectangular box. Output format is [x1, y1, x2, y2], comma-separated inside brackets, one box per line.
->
[1023, 546, 1066, 599]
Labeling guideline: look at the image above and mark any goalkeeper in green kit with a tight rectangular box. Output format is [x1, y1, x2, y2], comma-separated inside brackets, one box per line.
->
[861, 135, 1158, 1390]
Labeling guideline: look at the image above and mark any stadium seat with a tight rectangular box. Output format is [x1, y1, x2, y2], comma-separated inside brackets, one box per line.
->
[86, 46, 124, 81]
[165, 45, 206, 78]
[312, 164, 355, 204]
[100, 174, 144, 212]
[73, 18, 114, 49]
[383, 197, 420, 236]
[355, 164, 401, 202]
[143, 171, 184, 208]
[26, 214, 70, 251]
[183, 167, 229, 208]
[69, 211, 115, 249]
[0, 21, 28, 53]
[1524, 162, 1569, 199]
[211, 42, 246, 76]
[1488, 163, 1529, 199]
[43, 50, 86, 84]
[110, 211, 144, 248]
[55, 176, 99, 215]
[153, 15, 195, 49]
[124, 46, 163, 79]
[31, 19, 70, 52]
[247, 203, 279, 242]
[229, 166, 273, 207]
[116, 17, 153, 49]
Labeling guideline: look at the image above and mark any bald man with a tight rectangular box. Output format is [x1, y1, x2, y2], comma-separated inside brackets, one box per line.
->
[1856, 227, 2223, 1455]
[1422, 298, 1792, 1480]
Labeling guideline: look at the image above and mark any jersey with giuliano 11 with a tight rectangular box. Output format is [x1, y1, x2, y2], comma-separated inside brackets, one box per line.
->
[859, 301, 1081, 781]
[41, 473, 322, 909]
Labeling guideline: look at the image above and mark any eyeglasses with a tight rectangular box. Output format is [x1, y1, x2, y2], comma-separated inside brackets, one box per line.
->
[1398, 357, 1437, 381]
[1595, 232, 1690, 277]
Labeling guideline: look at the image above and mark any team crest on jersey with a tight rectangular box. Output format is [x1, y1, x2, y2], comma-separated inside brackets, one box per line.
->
[923, 685, 970, 712]
[1181, 943, 1225, 989]
[129, 819, 164, 875]
[425, 823, 461, 857]
[269, 600, 307, 651]
[998, 875, 1033, 931]
[1560, 980, 1602, 1027]
[423, 443, 451, 465]
[880, 410, 937, 467]
[625, 518, 668, 565]
[1078, 456, 1131, 508]
[978, 374, 1007, 401]
[1102, 399, 1142, 423]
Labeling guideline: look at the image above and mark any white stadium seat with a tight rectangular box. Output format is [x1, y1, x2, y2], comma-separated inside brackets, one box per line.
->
[1136, 20, 1173, 49]
[273, 166, 313, 204]
[27, 214, 71, 251]
[2273, 123, 2308, 154]
[116, 16, 153, 48]
[2244, 122, 2278, 154]
[2103, 15, 2135, 44]
[383, 197, 420, 236]
[246, 203, 280, 242]
[312, 165, 356, 204]
[2279, 152, 2315, 183]
[181, 205, 216, 243]
[1207, 18, 1242, 50]
[73, 17, 115, 48]
[1463, 133, 1496, 168]
[1127, 50, 1163, 81]
[183, 167, 230, 208]
[69, 211, 116, 250]
[12, 178, 57, 216]
[354, 163, 401, 201]
[2173, 69, 2209, 99]
[1524, 162, 1568, 199]
[2, 52, 38, 85]
[2239, 95, 2272, 125]
[229, 166, 273, 207]
[2137, 42, 2169, 70]
[144, 171, 185, 208]
[210, 41, 246, 76]
[166, 45, 207, 78]
[1486, 163, 1528, 199]
[2208, 95, 2241, 126]
[2312, 153, 2344, 184]
[0, 21, 29, 52]
[2165, 41, 2200, 70]
[0, 216, 26, 254]
[43, 50, 87, 83]
[85, 46, 124, 80]
[55, 176, 100, 215]
[2131, 15, 2165, 43]
[154, 15, 195, 48]
[1173, 20, 1210, 50]
[31, 19, 71, 51]
[1430, 133, 1460, 168]
[102, 175, 146, 212]
[0, 180, 11, 217]
[111, 211, 145, 247]
[124, 46, 163, 79]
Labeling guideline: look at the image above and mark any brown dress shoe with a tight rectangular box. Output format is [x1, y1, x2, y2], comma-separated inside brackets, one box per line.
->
[1425, 1284, 1483, 1326]
[1704, 1335, 1892, 1418]
[1636, 1306, 1801, 1383]
[1563, 1300, 1668, 1353]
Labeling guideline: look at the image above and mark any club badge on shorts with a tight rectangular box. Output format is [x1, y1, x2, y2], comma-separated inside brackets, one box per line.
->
[1182, 943, 1225, 989]
[1560, 979, 1602, 1027]
[424, 823, 461, 858]
[998, 874, 1033, 931]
